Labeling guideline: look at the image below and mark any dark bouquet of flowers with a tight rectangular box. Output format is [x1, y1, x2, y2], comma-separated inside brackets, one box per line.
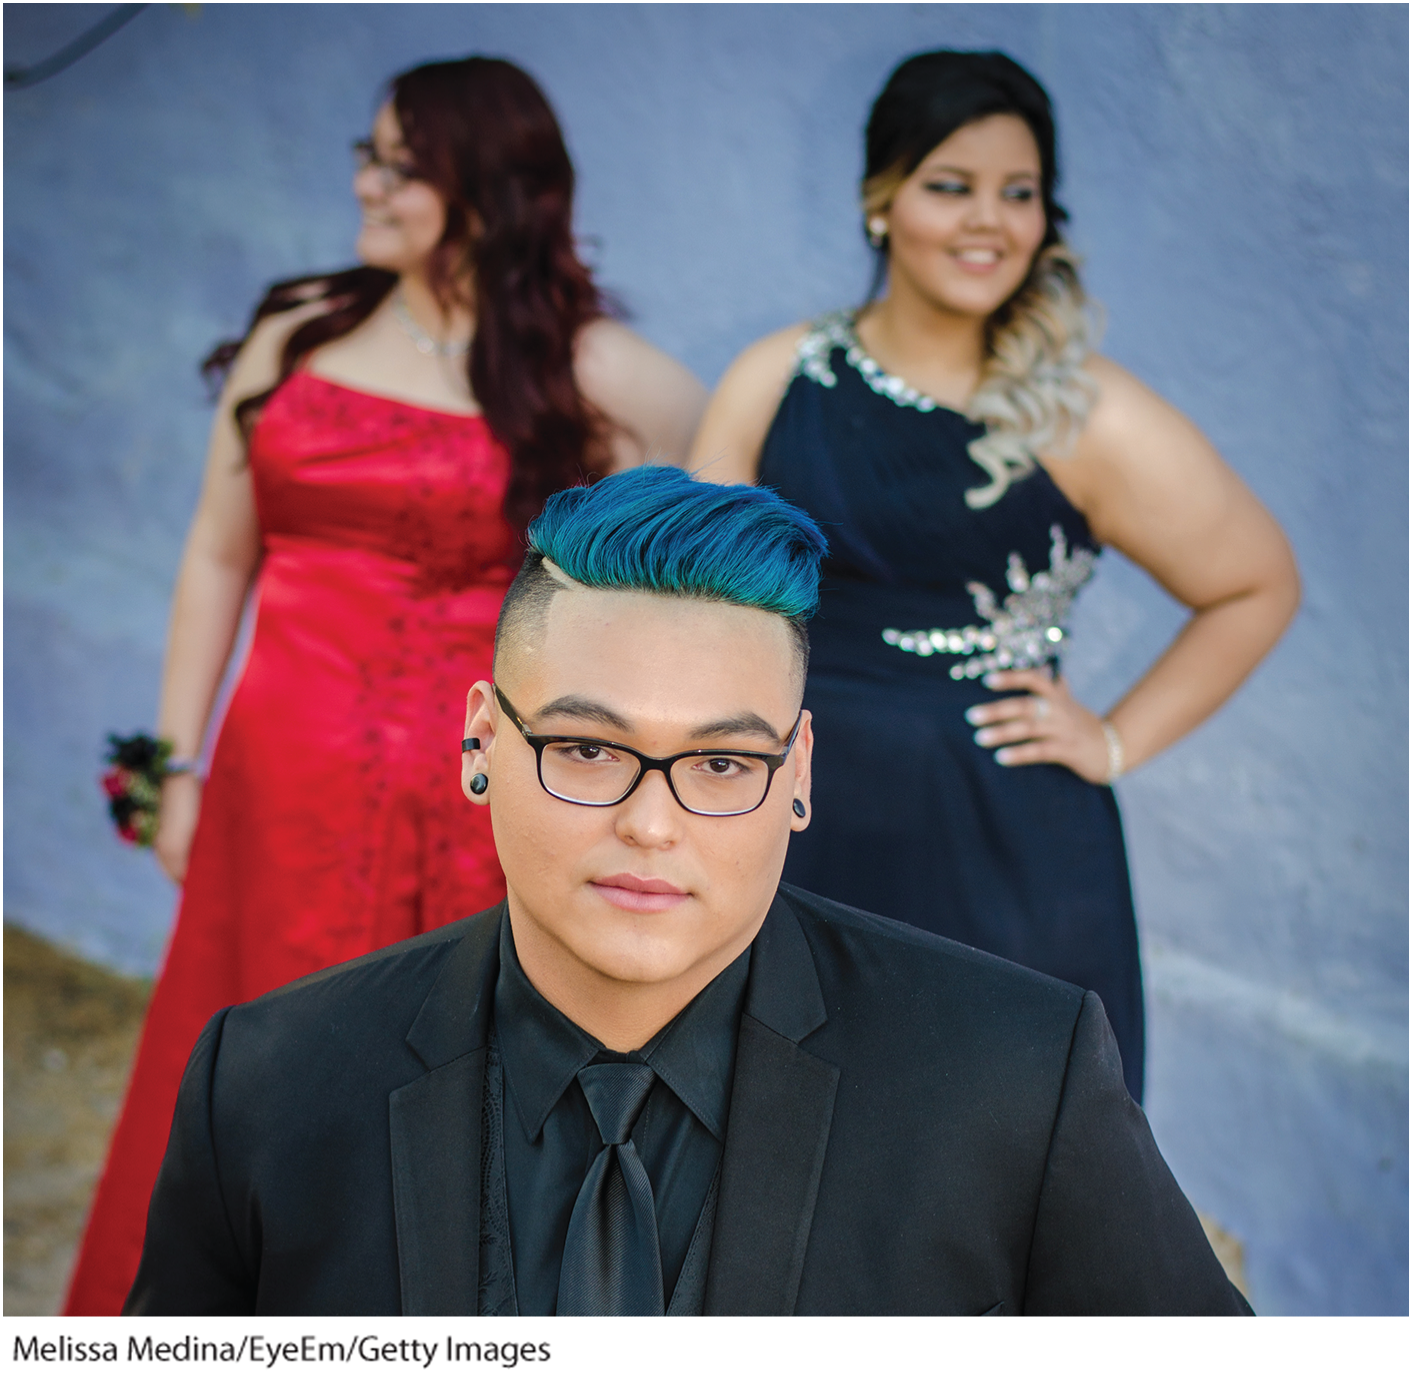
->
[101, 733, 175, 846]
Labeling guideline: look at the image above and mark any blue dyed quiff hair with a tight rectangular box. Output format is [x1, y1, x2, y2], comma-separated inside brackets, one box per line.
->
[494, 466, 829, 681]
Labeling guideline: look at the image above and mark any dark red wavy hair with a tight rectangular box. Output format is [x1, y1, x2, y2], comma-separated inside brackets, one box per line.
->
[203, 57, 610, 534]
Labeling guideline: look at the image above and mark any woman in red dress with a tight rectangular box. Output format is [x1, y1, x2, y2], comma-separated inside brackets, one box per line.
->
[66, 56, 706, 1315]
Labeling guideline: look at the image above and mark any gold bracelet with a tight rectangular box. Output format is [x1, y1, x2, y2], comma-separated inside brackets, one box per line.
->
[1101, 720, 1125, 783]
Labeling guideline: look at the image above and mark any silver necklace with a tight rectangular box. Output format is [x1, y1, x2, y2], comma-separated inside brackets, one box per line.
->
[392, 289, 471, 359]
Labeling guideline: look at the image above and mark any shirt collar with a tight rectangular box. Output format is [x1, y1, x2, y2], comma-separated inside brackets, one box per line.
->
[494, 912, 750, 1143]
[643, 944, 749, 1140]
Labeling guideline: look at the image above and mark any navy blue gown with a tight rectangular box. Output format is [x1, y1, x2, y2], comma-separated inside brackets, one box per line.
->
[762, 312, 1144, 1101]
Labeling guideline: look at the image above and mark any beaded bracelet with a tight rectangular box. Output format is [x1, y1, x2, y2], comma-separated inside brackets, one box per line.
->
[1100, 720, 1125, 784]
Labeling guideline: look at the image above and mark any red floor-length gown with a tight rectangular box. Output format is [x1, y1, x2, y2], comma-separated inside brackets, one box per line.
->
[65, 373, 517, 1313]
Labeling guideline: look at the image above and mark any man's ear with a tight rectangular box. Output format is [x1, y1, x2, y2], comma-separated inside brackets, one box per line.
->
[789, 709, 813, 832]
[461, 680, 497, 806]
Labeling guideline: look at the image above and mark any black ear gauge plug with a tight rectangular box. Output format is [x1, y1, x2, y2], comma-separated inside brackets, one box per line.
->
[469, 773, 489, 795]
[792, 798, 807, 818]
[462, 737, 480, 752]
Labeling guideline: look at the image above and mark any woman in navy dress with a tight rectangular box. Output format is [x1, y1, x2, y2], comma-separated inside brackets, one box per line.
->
[690, 51, 1299, 1101]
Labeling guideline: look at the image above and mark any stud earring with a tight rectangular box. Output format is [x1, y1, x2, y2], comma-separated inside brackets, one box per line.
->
[469, 773, 489, 795]
[792, 798, 807, 818]
[462, 737, 480, 752]
[866, 216, 888, 248]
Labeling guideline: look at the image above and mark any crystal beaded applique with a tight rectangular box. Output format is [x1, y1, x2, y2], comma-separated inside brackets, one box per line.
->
[795, 311, 939, 413]
[882, 525, 1097, 680]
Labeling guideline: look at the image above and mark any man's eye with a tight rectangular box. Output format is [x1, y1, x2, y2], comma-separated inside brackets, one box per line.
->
[550, 743, 614, 763]
[696, 756, 753, 778]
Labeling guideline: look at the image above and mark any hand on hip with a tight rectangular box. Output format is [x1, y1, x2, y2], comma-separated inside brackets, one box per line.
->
[966, 668, 1112, 784]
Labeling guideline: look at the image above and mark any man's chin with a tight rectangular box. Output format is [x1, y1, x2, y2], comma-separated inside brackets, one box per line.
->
[510, 888, 735, 990]
[564, 913, 715, 989]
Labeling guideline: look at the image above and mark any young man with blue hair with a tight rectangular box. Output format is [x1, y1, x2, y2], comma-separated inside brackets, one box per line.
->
[129, 467, 1248, 1315]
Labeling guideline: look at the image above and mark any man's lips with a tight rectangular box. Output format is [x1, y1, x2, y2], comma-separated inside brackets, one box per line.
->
[590, 873, 690, 913]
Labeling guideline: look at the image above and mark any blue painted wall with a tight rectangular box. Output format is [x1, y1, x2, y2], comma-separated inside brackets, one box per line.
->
[4, 3, 1406, 1314]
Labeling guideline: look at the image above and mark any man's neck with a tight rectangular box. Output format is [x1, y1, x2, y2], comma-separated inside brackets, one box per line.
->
[505, 903, 764, 1051]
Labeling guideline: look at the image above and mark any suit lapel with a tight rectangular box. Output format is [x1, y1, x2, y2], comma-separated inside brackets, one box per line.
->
[389, 906, 502, 1315]
[389, 1051, 486, 1314]
[705, 892, 839, 1315]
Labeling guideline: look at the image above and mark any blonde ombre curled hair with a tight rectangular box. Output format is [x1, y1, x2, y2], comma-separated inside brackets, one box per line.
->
[962, 243, 1100, 509]
[862, 50, 1100, 509]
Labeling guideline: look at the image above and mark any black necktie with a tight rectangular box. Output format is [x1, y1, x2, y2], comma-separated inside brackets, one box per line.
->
[556, 1061, 664, 1315]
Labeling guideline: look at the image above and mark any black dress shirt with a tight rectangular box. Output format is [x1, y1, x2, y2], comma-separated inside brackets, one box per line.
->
[492, 916, 750, 1315]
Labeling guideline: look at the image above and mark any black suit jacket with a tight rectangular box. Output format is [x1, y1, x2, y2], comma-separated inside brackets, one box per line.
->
[127, 885, 1250, 1315]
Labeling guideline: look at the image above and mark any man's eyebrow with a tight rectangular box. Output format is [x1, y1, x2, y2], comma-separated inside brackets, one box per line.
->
[687, 713, 786, 746]
[530, 700, 786, 747]
[532, 696, 634, 733]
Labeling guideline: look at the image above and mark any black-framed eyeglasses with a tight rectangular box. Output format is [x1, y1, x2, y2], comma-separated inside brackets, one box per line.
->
[494, 685, 802, 817]
[352, 138, 421, 192]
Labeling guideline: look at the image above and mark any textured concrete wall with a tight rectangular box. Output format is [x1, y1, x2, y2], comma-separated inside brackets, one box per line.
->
[4, 2, 1405, 1314]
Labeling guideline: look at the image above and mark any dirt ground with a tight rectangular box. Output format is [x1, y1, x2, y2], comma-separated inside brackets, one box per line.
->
[3, 923, 1246, 1313]
[3, 924, 150, 1315]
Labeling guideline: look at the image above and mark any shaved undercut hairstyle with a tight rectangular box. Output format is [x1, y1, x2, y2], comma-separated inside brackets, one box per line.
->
[493, 466, 829, 685]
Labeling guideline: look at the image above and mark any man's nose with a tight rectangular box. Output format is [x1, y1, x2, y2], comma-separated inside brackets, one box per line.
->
[612, 767, 683, 848]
